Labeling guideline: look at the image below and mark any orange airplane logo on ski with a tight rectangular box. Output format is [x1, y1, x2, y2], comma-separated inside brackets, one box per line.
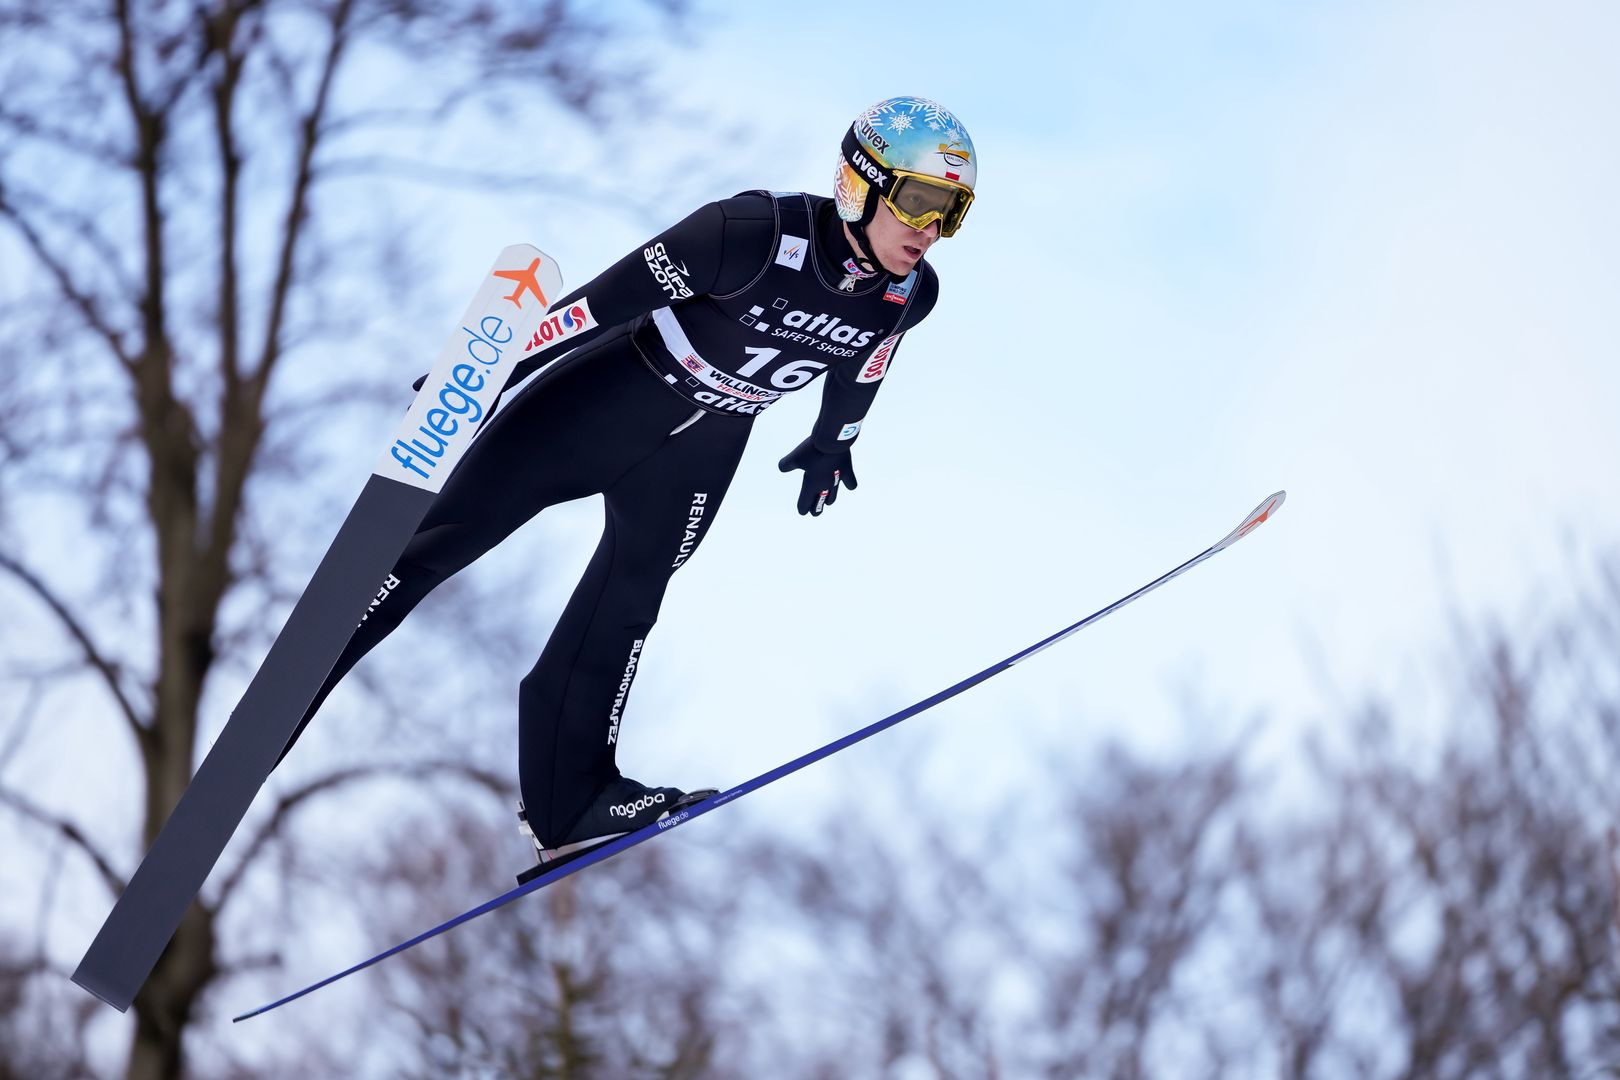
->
[494, 257, 548, 309]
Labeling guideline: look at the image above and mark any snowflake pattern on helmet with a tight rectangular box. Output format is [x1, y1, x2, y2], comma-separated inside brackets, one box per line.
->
[861, 97, 971, 157]
[835, 95, 977, 224]
[834, 155, 866, 222]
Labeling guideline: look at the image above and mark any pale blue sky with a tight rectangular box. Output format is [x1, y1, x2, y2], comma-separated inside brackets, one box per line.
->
[393, 0, 1620, 809]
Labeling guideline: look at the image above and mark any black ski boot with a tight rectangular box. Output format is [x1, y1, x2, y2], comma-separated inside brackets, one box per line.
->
[516, 776, 717, 884]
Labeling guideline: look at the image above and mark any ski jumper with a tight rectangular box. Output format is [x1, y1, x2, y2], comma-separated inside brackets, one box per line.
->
[283, 191, 940, 847]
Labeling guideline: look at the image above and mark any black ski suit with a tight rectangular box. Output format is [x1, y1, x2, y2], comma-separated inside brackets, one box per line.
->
[285, 191, 940, 847]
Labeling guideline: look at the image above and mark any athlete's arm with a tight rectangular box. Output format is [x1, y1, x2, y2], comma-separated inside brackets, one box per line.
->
[456, 195, 774, 397]
[778, 265, 939, 516]
[537, 195, 775, 356]
[805, 265, 938, 452]
[543, 204, 725, 341]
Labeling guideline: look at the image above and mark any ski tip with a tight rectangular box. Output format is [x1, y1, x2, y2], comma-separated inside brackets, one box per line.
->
[1252, 490, 1285, 523]
[1216, 490, 1286, 550]
[490, 244, 563, 309]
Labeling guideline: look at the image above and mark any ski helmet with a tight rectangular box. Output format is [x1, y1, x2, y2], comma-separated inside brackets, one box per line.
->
[835, 96, 977, 239]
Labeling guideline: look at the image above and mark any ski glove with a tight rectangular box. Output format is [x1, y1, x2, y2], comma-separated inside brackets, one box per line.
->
[778, 437, 857, 516]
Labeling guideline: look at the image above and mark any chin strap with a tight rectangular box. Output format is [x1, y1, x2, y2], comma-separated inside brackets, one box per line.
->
[839, 126, 891, 279]
[837, 215, 885, 293]
[846, 220, 880, 276]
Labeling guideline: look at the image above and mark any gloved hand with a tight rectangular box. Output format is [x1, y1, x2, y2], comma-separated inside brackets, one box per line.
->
[778, 437, 857, 516]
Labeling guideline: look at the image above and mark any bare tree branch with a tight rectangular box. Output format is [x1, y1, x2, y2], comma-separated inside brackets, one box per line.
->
[209, 0, 247, 389]
[0, 675, 47, 771]
[0, 785, 123, 896]
[250, 0, 353, 402]
[0, 188, 135, 368]
[1610, 827, 1620, 940]
[0, 549, 148, 738]
[0, 103, 127, 168]
[0, 183, 143, 302]
[214, 758, 507, 911]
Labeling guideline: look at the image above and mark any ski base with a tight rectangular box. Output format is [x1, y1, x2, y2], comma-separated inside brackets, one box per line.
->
[73, 245, 567, 1012]
[74, 474, 434, 1011]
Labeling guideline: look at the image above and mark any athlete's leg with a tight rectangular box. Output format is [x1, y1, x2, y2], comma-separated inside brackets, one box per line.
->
[278, 330, 689, 761]
[518, 409, 752, 846]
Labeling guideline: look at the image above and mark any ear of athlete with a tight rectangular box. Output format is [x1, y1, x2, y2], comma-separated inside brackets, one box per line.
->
[777, 437, 859, 516]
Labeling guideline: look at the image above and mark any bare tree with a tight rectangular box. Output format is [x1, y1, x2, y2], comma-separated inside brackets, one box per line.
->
[358, 802, 752, 1079]
[733, 799, 1019, 1077]
[0, 1, 704, 1075]
[689, 559, 1620, 1078]
[1233, 563, 1620, 1079]
[369, 557, 1618, 1079]
[1035, 743, 1248, 1080]
[668, 743, 1248, 1079]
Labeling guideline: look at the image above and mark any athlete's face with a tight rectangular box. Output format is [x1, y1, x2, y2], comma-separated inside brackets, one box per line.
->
[864, 199, 941, 275]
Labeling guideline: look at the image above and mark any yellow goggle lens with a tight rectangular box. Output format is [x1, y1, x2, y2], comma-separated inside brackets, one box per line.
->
[882, 172, 974, 237]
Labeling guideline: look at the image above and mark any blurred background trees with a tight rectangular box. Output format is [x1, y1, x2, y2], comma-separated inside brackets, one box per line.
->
[317, 559, 1616, 1078]
[0, 0, 702, 1075]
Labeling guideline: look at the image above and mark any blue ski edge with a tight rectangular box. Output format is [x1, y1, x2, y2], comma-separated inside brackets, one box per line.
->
[233, 673, 980, 1022]
[231, 793, 725, 1021]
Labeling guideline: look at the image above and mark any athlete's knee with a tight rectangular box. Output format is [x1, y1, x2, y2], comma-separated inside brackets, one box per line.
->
[402, 520, 495, 577]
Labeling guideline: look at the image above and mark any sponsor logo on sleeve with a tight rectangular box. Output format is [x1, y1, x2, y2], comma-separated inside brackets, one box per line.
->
[644, 242, 693, 301]
[775, 234, 808, 270]
[522, 300, 595, 352]
[838, 422, 862, 441]
[857, 334, 900, 383]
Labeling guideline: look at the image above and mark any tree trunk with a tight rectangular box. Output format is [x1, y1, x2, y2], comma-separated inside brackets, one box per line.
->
[127, 903, 216, 1080]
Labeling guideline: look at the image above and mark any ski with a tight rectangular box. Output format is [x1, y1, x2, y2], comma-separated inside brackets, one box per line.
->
[73, 246, 589, 1013]
[233, 490, 1286, 1022]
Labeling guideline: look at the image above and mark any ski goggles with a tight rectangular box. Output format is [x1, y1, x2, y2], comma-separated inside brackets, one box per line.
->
[841, 127, 975, 237]
[883, 171, 975, 237]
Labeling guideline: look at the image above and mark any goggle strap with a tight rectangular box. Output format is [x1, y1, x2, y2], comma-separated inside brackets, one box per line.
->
[842, 127, 974, 237]
[841, 128, 897, 199]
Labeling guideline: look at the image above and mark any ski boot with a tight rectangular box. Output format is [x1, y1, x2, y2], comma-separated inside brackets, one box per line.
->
[516, 776, 718, 884]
